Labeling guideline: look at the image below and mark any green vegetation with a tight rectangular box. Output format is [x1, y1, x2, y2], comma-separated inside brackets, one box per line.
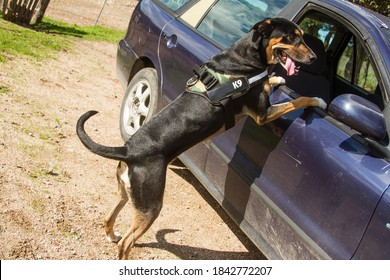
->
[35, 17, 125, 43]
[0, 15, 125, 62]
[349, 0, 389, 17]
[0, 86, 10, 94]
[0, 17, 67, 62]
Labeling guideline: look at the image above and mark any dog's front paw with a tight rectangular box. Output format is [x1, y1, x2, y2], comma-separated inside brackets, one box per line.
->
[269, 76, 286, 86]
[316, 98, 327, 110]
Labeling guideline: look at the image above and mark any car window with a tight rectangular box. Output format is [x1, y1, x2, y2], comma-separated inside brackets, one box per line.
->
[299, 17, 336, 50]
[300, 14, 380, 97]
[197, 0, 292, 47]
[337, 36, 378, 95]
[157, 0, 192, 12]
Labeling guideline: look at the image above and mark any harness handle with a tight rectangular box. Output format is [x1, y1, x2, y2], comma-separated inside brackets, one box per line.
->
[206, 76, 250, 105]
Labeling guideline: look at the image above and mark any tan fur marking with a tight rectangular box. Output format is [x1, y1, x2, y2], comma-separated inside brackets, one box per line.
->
[117, 209, 161, 259]
[104, 161, 130, 243]
[256, 97, 324, 125]
[267, 38, 283, 63]
[294, 28, 302, 36]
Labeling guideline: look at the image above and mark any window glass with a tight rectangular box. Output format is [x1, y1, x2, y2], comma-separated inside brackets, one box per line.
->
[300, 17, 336, 50]
[158, 0, 192, 12]
[197, 0, 291, 47]
[300, 15, 379, 95]
[337, 38, 353, 82]
[337, 37, 378, 94]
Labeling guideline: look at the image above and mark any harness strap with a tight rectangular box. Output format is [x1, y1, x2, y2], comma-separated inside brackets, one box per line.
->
[192, 65, 218, 90]
[187, 65, 269, 130]
[207, 76, 249, 104]
[220, 98, 235, 130]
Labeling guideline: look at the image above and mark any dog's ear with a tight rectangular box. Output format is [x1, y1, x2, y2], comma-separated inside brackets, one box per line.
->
[251, 18, 274, 42]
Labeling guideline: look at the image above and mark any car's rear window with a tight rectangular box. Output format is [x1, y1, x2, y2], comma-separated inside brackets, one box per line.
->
[197, 0, 292, 47]
[157, 0, 193, 12]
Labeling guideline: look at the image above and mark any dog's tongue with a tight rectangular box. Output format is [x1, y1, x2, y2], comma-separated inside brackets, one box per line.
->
[283, 56, 297, 76]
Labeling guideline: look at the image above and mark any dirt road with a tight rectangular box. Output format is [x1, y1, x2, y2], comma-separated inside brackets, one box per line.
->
[0, 1, 263, 260]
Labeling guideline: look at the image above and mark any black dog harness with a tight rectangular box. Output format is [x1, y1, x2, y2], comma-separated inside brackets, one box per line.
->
[186, 65, 269, 129]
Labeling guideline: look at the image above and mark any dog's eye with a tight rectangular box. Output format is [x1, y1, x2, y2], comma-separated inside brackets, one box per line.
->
[287, 34, 295, 41]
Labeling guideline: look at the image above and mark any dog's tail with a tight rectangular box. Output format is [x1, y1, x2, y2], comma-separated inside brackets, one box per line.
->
[76, 110, 129, 161]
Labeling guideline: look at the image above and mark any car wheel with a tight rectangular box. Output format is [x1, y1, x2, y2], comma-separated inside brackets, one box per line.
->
[120, 68, 159, 140]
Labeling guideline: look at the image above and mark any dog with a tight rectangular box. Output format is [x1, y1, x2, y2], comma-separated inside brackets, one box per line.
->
[76, 17, 326, 259]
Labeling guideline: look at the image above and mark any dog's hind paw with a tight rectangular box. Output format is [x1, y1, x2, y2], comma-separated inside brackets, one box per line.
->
[106, 231, 122, 243]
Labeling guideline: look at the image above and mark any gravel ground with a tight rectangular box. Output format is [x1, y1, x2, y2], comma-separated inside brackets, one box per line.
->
[0, 0, 264, 260]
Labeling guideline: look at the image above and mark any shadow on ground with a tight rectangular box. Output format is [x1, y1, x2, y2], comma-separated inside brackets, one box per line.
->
[165, 159, 266, 260]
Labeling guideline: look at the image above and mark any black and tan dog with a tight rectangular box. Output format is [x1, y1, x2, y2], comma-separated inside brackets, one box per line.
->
[76, 18, 326, 259]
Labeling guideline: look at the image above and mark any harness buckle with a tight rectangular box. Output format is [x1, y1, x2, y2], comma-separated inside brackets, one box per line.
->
[204, 76, 218, 90]
[192, 65, 219, 90]
[186, 75, 198, 87]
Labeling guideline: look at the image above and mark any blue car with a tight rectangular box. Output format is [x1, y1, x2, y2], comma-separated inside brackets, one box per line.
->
[116, 0, 390, 259]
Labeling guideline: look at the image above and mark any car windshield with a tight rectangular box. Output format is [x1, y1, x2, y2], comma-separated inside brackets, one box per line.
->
[197, 0, 292, 47]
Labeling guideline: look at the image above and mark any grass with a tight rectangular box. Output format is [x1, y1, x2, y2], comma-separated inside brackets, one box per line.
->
[36, 17, 125, 42]
[0, 15, 125, 62]
[0, 86, 10, 94]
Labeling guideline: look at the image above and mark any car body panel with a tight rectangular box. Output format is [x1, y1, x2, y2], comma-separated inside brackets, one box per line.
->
[116, 0, 390, 259]
[117, 0, 177, 89]
[260, 90, 389, 259]
[159, 18, 220, 102]
[353, 186, 390, 259]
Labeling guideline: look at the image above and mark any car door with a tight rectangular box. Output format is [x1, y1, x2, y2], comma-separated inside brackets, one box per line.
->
[258, 10, 390, 259]
[258, 90, 389, 259]
[261, 11, 390, 259]
[205, 9, 389, 259]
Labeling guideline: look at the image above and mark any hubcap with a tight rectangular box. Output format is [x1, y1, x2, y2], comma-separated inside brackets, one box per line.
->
[123, 80, 151, 135]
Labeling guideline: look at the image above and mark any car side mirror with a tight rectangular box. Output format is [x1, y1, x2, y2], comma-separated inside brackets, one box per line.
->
[329, 94, 386, 140]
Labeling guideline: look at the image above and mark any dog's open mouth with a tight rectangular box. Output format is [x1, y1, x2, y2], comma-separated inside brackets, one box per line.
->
[276, 49, 299, 76]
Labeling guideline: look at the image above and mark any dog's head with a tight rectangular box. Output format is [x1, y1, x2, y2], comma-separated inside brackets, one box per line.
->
[252, 18, 316, 76]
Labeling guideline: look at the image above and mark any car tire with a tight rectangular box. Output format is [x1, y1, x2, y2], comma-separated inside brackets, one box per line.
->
[119, 68, 159, 141]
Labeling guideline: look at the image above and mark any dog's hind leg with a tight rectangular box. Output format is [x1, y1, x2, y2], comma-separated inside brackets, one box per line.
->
[117, 158, 166, 259]
[118, 207, 161, 259]
[104, 161, 129, 243]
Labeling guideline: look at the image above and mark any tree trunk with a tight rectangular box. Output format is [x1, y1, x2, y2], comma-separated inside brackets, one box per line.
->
[30, 0, 50, 24]
[1, 0, 50, 25]
[1, 1, 7, 14]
